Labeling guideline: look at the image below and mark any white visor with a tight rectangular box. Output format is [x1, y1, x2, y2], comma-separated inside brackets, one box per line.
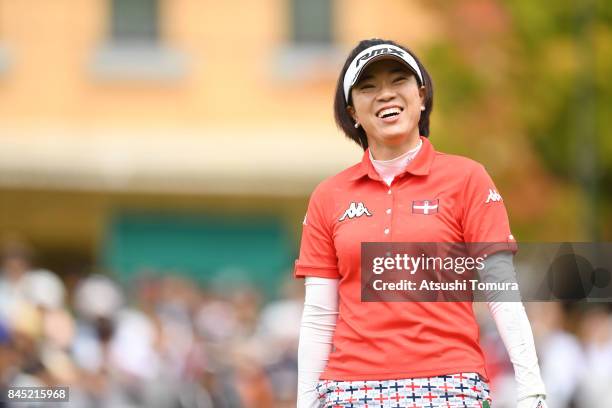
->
[343, 44, 423, 103]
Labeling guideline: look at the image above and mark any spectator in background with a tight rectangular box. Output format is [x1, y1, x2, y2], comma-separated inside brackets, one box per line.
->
[255, 277, 303, 405]
[0, 321, 16, 403]
[0, 241, 35, 324]
[0, 240, 77, 407]
[526, 302, 584, 408]
[576, 306, 612, 408]
[71, 274, 130, 406]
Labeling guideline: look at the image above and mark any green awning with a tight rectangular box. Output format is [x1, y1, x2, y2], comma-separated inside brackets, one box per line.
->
[103, 211, 295, 297]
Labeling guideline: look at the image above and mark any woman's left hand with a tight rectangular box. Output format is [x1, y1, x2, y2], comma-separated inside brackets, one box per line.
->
[517, 395, 547, 408]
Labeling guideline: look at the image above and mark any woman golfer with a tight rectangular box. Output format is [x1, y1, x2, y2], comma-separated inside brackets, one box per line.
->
[295, 39, 548, 408]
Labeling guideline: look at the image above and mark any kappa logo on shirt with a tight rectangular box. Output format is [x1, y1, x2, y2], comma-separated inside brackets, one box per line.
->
[339, 202, 372, 221]
[485, 188, 502, 203]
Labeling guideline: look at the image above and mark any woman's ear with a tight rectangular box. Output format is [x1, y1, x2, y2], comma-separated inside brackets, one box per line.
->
[419, 86, 426, 107]
[347, 105, 357, 122]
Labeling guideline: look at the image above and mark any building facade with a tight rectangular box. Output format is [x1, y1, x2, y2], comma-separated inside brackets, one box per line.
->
[0, 0, 437, 288]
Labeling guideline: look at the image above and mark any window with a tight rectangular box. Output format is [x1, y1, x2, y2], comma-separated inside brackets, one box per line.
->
[291, 0, 333, 45]
[111, 0, 159, 43]
[273, 0, 340, 80]
[91, 0, 186, 80]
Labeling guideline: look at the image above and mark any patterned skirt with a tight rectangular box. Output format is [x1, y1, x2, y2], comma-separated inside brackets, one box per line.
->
[316, 372, 491, 408]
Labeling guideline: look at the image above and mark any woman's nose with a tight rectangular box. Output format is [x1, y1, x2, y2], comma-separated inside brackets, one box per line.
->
[376, 83, 396, 101]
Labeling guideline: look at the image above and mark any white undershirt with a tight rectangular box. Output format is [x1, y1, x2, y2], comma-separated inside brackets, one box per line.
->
[369, 138, 422, 186]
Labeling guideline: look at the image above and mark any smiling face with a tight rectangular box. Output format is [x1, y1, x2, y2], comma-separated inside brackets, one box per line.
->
[348, 59, 425, 157]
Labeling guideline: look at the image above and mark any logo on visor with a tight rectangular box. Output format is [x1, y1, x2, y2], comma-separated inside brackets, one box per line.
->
[355, 48, 405, 68]
[339, 202, 373, 221]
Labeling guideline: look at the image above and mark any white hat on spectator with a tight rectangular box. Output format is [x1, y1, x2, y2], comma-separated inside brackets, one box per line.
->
[23, 269, 66, 309]
[74, 274, 124, 319]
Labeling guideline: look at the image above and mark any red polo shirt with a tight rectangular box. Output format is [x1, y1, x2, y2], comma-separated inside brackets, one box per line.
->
[294, 136, 516, 381]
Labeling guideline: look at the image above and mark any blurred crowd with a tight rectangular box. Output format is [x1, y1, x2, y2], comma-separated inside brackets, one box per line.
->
[0, 241, 302, 408]
[0, 240, 611, 408]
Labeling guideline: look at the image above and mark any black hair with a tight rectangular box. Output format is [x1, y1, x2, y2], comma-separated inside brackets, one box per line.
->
[333, 38, 434, 150]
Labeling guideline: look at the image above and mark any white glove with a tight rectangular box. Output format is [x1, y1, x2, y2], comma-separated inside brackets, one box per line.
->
[517, 395, 547, 408]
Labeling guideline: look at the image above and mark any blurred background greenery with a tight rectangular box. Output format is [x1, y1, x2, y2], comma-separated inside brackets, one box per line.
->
[424, 0, 611, 242]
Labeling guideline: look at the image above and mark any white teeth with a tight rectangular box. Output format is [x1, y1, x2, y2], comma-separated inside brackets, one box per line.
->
[378, 107, 402, 118]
